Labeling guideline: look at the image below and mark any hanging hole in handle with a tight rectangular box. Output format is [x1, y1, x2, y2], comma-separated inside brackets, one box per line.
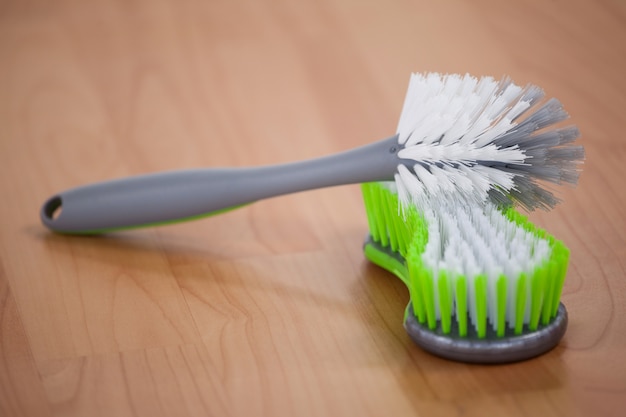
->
[43, 196, 63, 221]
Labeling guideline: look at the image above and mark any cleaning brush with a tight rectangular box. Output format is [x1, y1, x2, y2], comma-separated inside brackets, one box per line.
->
[362, 181, 570, 363]
[40, 73, 583, 234]
[40, 73, 583, 363]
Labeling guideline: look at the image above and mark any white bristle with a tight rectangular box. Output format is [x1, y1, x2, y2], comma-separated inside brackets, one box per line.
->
[419, 199, 551, 333]
[394, 72, 584, 211]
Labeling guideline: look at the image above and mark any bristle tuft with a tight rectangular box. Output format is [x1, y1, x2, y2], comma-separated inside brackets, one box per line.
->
[394, 73, 584, 211]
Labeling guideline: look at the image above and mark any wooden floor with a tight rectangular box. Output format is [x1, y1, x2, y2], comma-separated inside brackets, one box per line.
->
[1, 0, 625, 416]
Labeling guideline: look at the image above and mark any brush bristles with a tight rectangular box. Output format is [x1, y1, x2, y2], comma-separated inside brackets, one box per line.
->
[394, 73, 584, 211]
[362, 182, 569, 338]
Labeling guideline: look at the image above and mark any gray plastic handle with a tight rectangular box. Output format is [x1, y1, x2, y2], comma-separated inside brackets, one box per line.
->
[41, 135, 402, 234]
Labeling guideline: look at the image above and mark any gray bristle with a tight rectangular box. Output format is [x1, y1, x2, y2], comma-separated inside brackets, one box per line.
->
[493, 97, 583, 208]
[517, 84, 545, 110]
[487, 188, 515, 208]
[493, 125, 540, 148]
[523, 148, 549, 160]
[507, 176, 561, 211]
[513, 165, 564, 184]
[517, 144, 584, 186]
[546, 145, 585, 162]
[513, 127, 581, 151]
[516, 98, 569, 133]
[556, 126, 581, 145]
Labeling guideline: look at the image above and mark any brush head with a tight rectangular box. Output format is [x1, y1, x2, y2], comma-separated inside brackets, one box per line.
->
[393, 73, 584, 212]
[361, 182, 571, 363]
[365, 237, 568, 363]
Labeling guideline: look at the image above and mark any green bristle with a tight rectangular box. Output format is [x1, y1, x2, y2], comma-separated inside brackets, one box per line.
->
[514, 273, 528, 334]
[541, 262, 556, 325]
[397, 207, 416, 257]
[361, 182, 422, 258]
[361, 182, 571, 339]
[414, 265, 437, 330]
[496, 275, 507, 337]
[475, 275, 488, 338]
[374, 186, 390, 248]
[389, 192, 407, 251]
[406, 252, 424, 320]
[367, 183, 389, 247]
[551, 241, 570, 316]
[455, 276, 468, 337]
[529, 266, 546, 330]
[438, 270, 453, 334]
[361, 183, 379, 241]
[382, 190, 398, 252]
[406, 264, 424, 322]
[406, 244, 429, 323]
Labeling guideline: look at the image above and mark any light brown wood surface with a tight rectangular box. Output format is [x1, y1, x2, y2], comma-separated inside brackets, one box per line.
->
[1, 0, 625, 416]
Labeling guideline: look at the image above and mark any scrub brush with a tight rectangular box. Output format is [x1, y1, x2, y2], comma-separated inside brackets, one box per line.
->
[40, 73, 583, 235]
[361, 181, 570, 363]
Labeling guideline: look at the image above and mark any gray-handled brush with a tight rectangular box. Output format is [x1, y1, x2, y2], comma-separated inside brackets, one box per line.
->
[41, 136, 402, 234]
[41, 73, 582, 235]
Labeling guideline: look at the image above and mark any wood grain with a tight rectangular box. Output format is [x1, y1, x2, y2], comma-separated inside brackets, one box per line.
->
[1, 0, 625, 416]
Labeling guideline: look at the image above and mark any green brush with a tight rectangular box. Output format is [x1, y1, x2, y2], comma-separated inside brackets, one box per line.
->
[362, 181, 569, 363]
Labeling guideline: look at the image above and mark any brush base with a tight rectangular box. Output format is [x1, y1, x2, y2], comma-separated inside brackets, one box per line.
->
[404, 303, 568, 363]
